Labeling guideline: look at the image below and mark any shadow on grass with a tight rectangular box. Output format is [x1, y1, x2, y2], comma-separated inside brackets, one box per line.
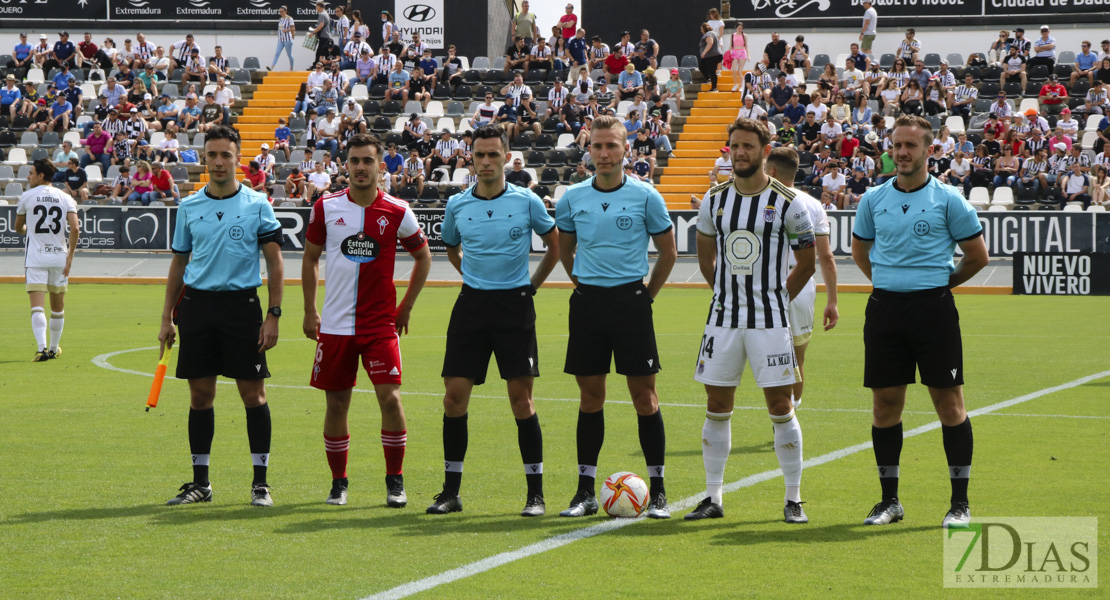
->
[5, 502, 351, 526]
[273, 510, 596, 536]
[664, 442, 774, 458]
[1081, 381, 1110, 387]
[701, 520, 937, 546]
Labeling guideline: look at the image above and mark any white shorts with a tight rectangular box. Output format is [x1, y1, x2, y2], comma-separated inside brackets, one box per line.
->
[25, 267, 68, 293]
[693, 325, 799, 388]
[788, 278, 817, 345]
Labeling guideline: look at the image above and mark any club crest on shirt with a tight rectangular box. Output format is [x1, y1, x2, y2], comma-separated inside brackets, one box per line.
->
[764, 205, 777, 222]
[378, 215, 390, 235]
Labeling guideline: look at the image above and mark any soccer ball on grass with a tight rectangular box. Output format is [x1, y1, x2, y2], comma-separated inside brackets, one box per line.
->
[600, 471, 649, 518]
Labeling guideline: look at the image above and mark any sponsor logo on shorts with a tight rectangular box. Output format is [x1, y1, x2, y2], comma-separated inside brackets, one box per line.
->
[340, 232, 379, 263]
[766, 352, 792, 367]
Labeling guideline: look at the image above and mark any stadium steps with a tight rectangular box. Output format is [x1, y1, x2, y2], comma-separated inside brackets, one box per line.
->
[231, 70, 302, 163]
[660, 70, 744, 208]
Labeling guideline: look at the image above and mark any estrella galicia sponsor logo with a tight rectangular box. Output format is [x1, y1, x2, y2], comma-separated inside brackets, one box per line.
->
[402, 3, 436, 22]
[341, 232, 379, 263]
[229, 225, 244, 241]
[509, 226, 523, 240]
[913, 220, 931, 236]
[616, 215, 633, 230]
[943, 517, 1098, 588]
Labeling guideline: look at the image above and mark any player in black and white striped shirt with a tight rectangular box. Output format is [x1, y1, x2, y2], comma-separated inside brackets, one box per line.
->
[686, 118, 816, 524]
[948, 73, 978, 120]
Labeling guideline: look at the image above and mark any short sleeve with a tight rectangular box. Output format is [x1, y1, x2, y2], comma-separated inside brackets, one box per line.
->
[305, 198, 326, 246]
[946, 189, 983, 242]
[397, 205, 428, 252]
[696, 190, 716, 236]
[529, 192, 556, 236]
[852, 190, 876, 241]
[172, 203, 192, 253]
[784, 198, 815, 250]
[554, 190, 575, 234]
[257, 198, 282, 242]
[645, 187, 672, 237]
[441, 202, 460, 247]
[15, 193, 27, 215]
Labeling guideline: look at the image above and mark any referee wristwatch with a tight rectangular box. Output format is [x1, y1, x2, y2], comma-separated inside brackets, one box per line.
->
[267, 306, 282, 318]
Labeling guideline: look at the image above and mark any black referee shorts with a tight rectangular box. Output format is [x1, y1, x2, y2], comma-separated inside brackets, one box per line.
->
[176, 287, 270, 381]
[863, 287, 963, 389]
[565, 282, 661, 377]
[442, 285, 539, 386]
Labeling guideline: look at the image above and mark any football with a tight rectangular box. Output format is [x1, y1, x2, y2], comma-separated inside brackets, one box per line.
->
[599, 472, 649, 518]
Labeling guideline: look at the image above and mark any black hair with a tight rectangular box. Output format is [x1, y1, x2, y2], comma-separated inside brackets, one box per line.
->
[346, 132, 384, 158]
[473, 124, 510, 152]
[33, 158, 57, 182]
[203, 124, 241, 152]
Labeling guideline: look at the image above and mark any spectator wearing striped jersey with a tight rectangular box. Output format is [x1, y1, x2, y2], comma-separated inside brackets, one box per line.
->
[895, 28, 920, 64]
[530, 38, 554, 72]
[948, 73, 978, 122]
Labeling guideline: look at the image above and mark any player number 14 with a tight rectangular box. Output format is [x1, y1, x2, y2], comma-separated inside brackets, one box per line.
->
[700, 334, 715, 359]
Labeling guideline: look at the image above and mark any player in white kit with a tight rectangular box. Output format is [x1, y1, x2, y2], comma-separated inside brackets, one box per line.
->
[765, 147, 839, 409]
[14, 159, 79, 362]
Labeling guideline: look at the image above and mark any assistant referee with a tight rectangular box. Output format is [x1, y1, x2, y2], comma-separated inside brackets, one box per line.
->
[159, 125, 285, 508]
[851, 115, 989, 529]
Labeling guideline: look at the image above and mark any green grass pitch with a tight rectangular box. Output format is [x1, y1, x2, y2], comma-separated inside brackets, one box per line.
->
[0, 283, 1107, 599]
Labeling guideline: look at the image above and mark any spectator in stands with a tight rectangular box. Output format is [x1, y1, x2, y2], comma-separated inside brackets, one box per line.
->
[566, 161, 589, 186]
[383, 61, 410, 104]
[987, 91, 1012, 124]
[212, 77, 235, 124]
[157, 129, 180, 164]
[174, 94, 199, 131]
[784, 35, 810, 80]
[988, 30, 1012, 65]
[197, 92, 222, 133]
[601, 45, 628, 86]
[8, 32, 33, 71]
[806, 91, 829, 120]
[993, 145, 1021, 188]
[844, 166, 870, 209]
[307, 62, 329, 92]
[851, 145, 875, 177]
[106, 165, 131, 203]
[1090, 164, 1110, 205]
[922, 78, 947, 117]
[618, 64, 643, 101]
[304, 160, 332, 203]
[505, 156, 535, 190]
[777, 117, 797, 148]
[504, 36, 530, 75]
[1079, 80, 1109, 119]
[1, 74, 20, 121]
[647, 109, 673, 156]
[697, 24, 723, 93]
[153, 94, 176, 129]
[820, 163, 847, 209]
[92, 37, 118, 71]
[1055, 109, 1079, 144]
[46, 93, 73, 133]
[170, 34, 199, 71]
[80, 122, 112, 171]
[510, 0, 539, 47]
[394, 148, 422, 197]
[900, 79, 925, 115]
[820, 113, 844, 148]
[267, 5, 296, 72]
[495, 96, 518, 138]
[31, 34, 52, 69]
[149, 161, 178, 203]
[51, 63, 75, 91]
[838, 128, 860, 160]
[594, 74, 616, 109]
[756, 31, 783, 71]
[874, 145, 896, 184]
[1068, 145, 1091, 174]
[566, 29, 589, 71]
[736, 94, 766, 121]
[879, 80, 901, 116]
[42, 31, 77, 74]
[571, 69, 593, 104]
[895, 28, 920, 64]
[948, 73, 978, 123]
[1033, 73, 1068, 118]
[282, 166, 305, 200]
[148, 47, 170, 81]
[380, 143, 404, 190]
[795, 111, 821, 152]
[1020, 108, 1050, 138]
[126, 160, 152, 203]
[1015, 148, 1048, 199]
[180, 47, 207, 91]
[944, 150, 972, 194]
[109, 130, 134, 167]
[530, 38, 554, 73]
[252, 144, 276, 182]
[863, 62, 886, 99]
[1059, 161, 1092, 209]
[209, 46, 232, 82]
[969, 144, 994, 188]
[310, 1, 335, 69]
[558, 93, 583, 135]
[841, 59, 865, 101]
[312, 78, 339, 115]
[133, 33, 156, 70]
[980, 126, 1001, 158]
[1044, 143, 1070, 195]
[1000, 45, 1027, 92]
[574, 114, 594, 148]
[426, 129, 459, 179]
[887, 58, 911, 90]
[408, 67, 432, 112]
[350, 49, 376, 88]
[1029, 26, 1056, 71]
[99, 76, 126, 110]
[50, 142, 79, 183]
[829, 93, 852, 126]
[1094, 58, 1110, 87]
[315, 107, 341, 158]
[137, 64, 158, 95]
[623, 110, 643, 142]
[766, 73, 792, 117]
[242, 159, 269, 198]
[516, 89, 542, 137]
[907, 60, 931, 91]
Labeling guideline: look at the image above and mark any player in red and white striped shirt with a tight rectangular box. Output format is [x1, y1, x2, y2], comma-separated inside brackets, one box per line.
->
[302, 133, 432, 507]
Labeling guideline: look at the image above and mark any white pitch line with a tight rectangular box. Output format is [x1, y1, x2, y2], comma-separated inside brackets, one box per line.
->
[358, 368, 1110, 600]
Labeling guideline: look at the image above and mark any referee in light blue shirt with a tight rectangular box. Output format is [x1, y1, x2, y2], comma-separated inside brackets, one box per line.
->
[158, 125, 285, 508]
[428, 124, 560, 517]
[554, 115, 677, 520]
[851, 115, 989, 529]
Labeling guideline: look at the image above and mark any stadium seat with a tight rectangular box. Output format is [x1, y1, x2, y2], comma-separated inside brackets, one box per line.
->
[425, 101, 445, 118]
[243, 57, 261, 71]
[1018, 98, 1039, 114]
[3, 148, 27, 165]
[524, 70, 545, 85]
[403, 100, 423, 115]
[987, 204, 1008, 212]
[680, 55, 698, 69]
[18, 132, 38, 148]
[452, 87, 473, 101]
[533, 184, 551, 199]
[0, 131, 15, 149]
[678, 69, 692, 85]
[992, 187, 1014, 208]
[1058, 51, 1076, 65]
[1027, 64, 1049, 82]
[879, 54, 895, 69]
[0, 165, 14, 184]
[556, 133, 574, 148]
[2, 182, 23, 198]
[288, 150, 305, 165]
[362, 100, 380, 117]
[420, 187, 441, 202]
[1054, 64, 1073, 80]
[350, 84, 369, 102]
[1062, 204, 1083, 212]
[491, 57, 507, 71]
[435, 117, 456, 133]
[369, 84, 387, 99]
[510, 133, 533, 151]
[170, 166, 189, 183]
[443, 185, 462, 198]
[1089, 205, 1107, 212]
[461, 70, 481, 85]
[946, 53, 964, 68]
[382, 100, 402, 116]
[85, 165, 103, 184]
[398, 185, 418, 199]
[432, 85, 451, 100]
[945, 116, 965, 134]
[539, 167, 559, 185]
[812, 54, 831, 68]
[1081, 131, 1097, 151]
[1071, 80, 1090, 98]
[471, 56, 491, 70]
[978, 82, 1000, 97]
[525, 150, 545, 167]
[553, 185, 568, 202]
[534, 133, 554, 150]
[445, 101, 465, 118]
[1002, 81, 1022, 97]
[546, 150, 566, 166]
[967, 187, 990, 208]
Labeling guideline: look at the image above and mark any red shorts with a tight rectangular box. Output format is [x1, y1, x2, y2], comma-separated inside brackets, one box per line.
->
[310, 332, 403, 390]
